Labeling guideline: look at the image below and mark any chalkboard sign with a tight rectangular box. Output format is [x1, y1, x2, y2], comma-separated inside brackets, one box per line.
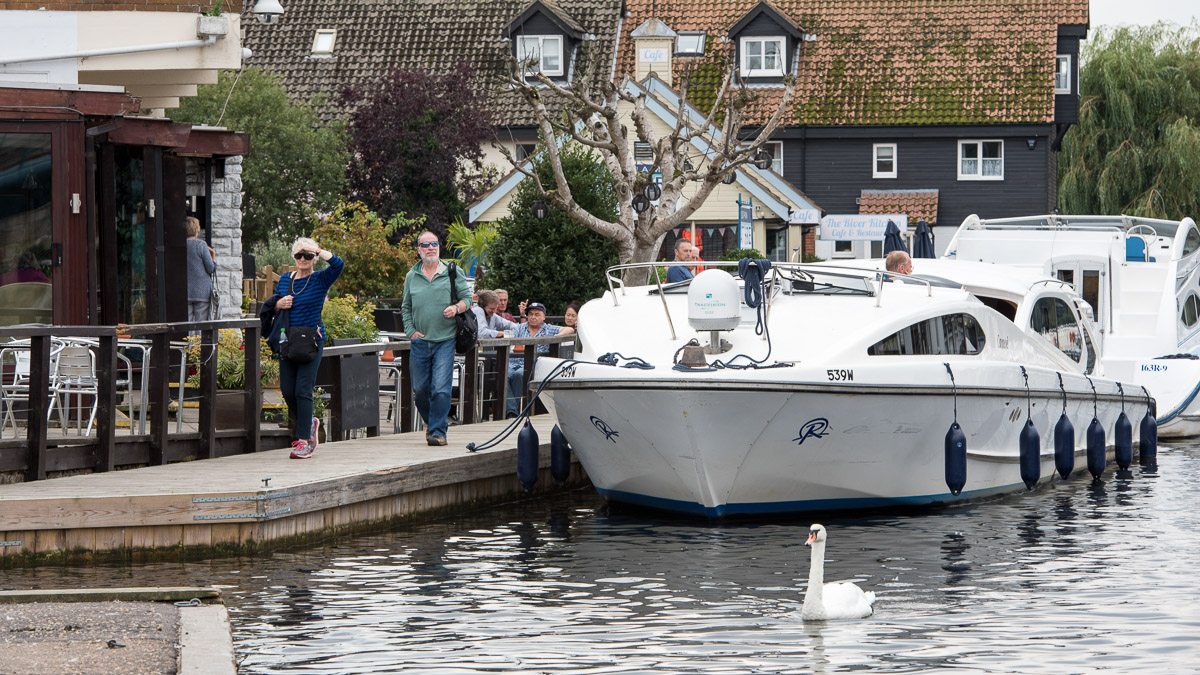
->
[334, 354, 379, 431]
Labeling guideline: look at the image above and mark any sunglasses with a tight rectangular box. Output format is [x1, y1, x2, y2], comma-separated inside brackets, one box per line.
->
[418, 241, 439, 249]
[293, 252, 316, 261]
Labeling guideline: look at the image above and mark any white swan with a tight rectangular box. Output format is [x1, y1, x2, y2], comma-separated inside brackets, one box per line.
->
[801, 524, 876, 620]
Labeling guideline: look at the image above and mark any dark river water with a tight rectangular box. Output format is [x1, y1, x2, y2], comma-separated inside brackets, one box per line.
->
[3, 445, 1199, 673]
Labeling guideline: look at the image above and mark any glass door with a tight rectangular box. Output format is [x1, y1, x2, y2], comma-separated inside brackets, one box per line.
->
[0, 132, 54, 326]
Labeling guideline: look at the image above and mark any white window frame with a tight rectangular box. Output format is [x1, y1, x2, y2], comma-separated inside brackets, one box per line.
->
[1054, 54, 1072, 94]
[957, 140, 1004, 181]
[517, 35, 564, 77]
[676, 31, 706, 56]
[873, 143, 897, 179]
[764, 141, 783, 174]
[311, 29, 337, 55]
[740, 36, 785, 77]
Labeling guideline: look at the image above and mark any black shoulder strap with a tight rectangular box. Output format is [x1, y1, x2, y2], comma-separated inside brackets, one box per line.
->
[449, 262, 460, 303]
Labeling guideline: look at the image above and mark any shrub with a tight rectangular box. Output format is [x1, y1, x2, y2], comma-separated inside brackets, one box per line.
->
[309, 201, 421, 300]
[322, 295, 379, 345]
[487, 142, 621, 309]
[187, 329, 279, 390]
[720, 248, 766, 261]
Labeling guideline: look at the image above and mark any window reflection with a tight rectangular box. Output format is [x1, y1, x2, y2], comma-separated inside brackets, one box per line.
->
[1031, 297, 1082, 363]
[867, 313, 985, 355]
[0, 132, 54, 326]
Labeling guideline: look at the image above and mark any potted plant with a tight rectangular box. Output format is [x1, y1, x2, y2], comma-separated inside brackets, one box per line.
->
[186, 329, 280, 430]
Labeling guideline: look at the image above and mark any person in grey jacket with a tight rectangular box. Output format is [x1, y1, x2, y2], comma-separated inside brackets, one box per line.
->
[471, 289, 520, 338]
[186, 217, 217, 322]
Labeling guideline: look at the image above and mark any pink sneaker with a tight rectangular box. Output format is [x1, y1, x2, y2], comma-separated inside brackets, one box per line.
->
[310, 417, 320, 450]
[289, 439, 313, 459]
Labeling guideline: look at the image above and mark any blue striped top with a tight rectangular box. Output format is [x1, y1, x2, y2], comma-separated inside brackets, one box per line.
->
[274, 255, 344, 337]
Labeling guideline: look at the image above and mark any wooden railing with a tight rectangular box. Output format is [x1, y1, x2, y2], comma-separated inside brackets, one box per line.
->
[0, 322, 576, 482]
[0, 320, 279, 482]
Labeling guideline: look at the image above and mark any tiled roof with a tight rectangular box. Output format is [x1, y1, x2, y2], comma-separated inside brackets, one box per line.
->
[618, 0, 1089, 125]
[241, 0, 623, 125]
[860, 189, 939, 224]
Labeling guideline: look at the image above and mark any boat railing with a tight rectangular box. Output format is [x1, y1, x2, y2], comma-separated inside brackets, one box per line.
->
[603, 261, 930, 333]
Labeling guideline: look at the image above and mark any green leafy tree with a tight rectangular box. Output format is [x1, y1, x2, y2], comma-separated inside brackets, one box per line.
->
[1059, 24, 1200, 218]
[488, 143, 621, 311]
[173, 68, 348, 247]
[309, 201, 421, 300]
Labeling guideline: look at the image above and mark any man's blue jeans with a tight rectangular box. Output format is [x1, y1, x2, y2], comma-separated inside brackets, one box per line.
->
[410, 337, 456, 438]
[507, 367, 526, 417]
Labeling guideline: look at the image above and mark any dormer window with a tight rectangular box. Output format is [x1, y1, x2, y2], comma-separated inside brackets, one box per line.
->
[740, 37, 784, 77]
[311, 29, 336, 55]
[675, 31, 705, 56]
[518, 35, 564, 77]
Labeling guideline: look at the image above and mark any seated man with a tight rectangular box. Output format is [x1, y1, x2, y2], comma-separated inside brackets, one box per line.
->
[472, 289, 520, 338]
[506, 302, 574, 418]
[665, 238, 695, 283]
[885, 250, 912, 275]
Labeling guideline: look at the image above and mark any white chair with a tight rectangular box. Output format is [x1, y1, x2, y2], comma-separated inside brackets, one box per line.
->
[49, 342, 99, 435]
[379, 362, 402, 434]
[0, 341, 64, 437]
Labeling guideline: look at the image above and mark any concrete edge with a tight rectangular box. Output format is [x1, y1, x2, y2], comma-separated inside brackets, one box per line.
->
[179, 604, 236, 675]
[0, 586, 221, 604]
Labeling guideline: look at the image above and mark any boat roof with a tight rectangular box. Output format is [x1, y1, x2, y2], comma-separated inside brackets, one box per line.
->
[963, 214, 1186, 240]
[818, 258, 1069, 302]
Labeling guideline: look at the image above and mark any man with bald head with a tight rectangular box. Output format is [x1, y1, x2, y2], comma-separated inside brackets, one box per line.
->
[885, 250, 912, 275]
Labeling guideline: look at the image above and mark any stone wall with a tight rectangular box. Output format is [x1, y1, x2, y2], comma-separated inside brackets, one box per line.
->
[186, 156, 243, 319]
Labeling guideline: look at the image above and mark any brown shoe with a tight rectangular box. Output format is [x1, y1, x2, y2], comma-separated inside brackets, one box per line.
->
[428, 435, 447, 446]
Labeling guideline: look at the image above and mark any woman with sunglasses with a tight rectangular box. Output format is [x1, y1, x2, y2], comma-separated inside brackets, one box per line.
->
[401, 231, 472, 446]
[274, 237, 343, 459]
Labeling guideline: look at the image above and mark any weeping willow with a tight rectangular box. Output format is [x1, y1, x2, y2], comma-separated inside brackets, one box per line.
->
[1059, 23, 1200, 219]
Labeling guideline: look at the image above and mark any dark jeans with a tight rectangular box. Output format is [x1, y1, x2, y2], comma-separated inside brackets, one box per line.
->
[280, 342, 323, 441]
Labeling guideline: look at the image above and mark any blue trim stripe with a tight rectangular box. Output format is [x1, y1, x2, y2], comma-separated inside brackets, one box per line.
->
[1155, 378, 1200, 424]
[594, 482, 1027, 520]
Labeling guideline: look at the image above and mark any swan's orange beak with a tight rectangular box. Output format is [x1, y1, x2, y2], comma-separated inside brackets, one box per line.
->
[805, 531, 817, 546]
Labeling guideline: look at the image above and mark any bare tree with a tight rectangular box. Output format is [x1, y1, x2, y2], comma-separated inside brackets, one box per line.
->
[501, 52, 796, 284]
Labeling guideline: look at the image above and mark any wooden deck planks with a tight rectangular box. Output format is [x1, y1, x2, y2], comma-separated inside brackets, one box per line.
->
[0, 415, 581, 561]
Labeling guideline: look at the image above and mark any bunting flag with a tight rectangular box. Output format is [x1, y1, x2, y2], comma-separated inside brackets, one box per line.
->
[719, 227, 727, 237]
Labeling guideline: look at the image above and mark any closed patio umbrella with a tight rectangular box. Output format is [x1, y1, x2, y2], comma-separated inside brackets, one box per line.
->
[883, 220, 908, 255]
[913, 219, 935, 258]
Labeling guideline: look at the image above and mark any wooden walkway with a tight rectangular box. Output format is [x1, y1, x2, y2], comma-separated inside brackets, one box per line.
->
[0, 414, 585, 565]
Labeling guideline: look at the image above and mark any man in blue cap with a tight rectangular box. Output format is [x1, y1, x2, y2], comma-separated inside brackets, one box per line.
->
[506, 302, 574, 418]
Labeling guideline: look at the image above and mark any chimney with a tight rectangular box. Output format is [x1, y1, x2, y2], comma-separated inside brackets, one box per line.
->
[631, 18, 676, 86]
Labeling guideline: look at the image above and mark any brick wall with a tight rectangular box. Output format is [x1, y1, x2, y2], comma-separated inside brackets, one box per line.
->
[0, 1, 243, 11]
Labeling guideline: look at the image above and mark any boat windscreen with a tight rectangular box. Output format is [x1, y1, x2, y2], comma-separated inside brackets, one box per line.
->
[782, 269, 875, 295]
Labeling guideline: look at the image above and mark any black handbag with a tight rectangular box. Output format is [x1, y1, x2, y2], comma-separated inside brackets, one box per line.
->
[281, 274, 321, 363]
[449, 262, 477, 354]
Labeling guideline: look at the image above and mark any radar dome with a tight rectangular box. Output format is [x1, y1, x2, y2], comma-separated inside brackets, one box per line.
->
[687, 269, 741, 331]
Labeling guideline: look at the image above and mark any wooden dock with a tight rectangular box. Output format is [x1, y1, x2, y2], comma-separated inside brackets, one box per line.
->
[0, 414, 586, 566]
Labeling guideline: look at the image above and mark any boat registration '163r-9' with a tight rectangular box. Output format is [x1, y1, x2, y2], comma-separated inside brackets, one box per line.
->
[531, 259, 1155, 519]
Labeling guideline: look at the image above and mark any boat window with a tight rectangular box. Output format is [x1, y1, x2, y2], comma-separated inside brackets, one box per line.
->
[1182, 293, 1199, 327]
[1030, 297, 1083, 363]
[867, 313, 984, 356]
[1186, 227, 1200, 258]
[1082, 326, 1096, 374]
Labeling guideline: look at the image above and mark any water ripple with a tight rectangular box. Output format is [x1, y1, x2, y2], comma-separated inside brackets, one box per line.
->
[3, 448, 1200, 673]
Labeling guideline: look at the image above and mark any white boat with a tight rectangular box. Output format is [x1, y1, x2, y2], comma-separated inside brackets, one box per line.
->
[532, 260, 1150, 519]
[944, 214, 1200, 438]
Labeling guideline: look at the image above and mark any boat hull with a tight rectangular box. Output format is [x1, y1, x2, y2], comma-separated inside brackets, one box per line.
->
[541, 378, 1132, 519]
